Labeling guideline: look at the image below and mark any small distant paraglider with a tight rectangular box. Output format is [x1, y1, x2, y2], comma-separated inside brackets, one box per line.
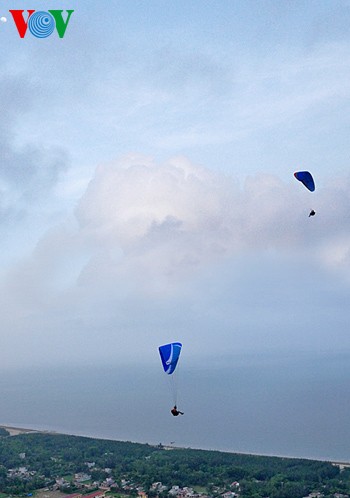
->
[171, 406, 184, 416]
[294, 170, 316, 216]
[158, 342, 184, 416]
[294, 171, 315, 192]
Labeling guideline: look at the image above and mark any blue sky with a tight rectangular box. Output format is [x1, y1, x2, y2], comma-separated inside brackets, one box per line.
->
[3, 0, 350, 184]
[1, 0, 350, 457]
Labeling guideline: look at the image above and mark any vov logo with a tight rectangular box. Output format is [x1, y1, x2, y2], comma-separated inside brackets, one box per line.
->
[9, 10, 74, 38]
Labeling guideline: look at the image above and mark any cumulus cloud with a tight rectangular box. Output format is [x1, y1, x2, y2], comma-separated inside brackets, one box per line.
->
[3, 153, 350, 304]
[76, 154, 238, 247]
[1, 154, 350, 369]
[74, 154, 350, 287]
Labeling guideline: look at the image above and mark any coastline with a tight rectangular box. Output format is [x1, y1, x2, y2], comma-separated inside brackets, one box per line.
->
[0, 425, 56, 436]
[1, 424, 350, 467]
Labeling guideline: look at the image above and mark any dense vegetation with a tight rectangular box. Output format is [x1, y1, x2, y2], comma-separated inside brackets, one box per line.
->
[0, 432, 349, 497]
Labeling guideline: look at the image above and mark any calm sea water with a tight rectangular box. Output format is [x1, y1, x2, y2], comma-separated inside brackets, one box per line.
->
[0, 352, 349, 462]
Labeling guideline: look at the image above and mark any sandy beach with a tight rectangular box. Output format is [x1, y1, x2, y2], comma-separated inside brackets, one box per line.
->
[0, 425, 43, 436]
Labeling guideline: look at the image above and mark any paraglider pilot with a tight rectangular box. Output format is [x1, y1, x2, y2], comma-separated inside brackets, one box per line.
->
[171, 405, 184, 416]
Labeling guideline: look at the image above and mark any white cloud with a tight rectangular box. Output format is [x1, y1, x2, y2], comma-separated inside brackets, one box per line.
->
[0, 154, 350, 369]
[76, 154, 239, 260]
[74, 155, 350, 283]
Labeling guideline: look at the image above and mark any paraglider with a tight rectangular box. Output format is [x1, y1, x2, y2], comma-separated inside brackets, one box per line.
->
[159, 342, 182, 374]
[171, 405, 184, 416]
[159, 342, 184, 416]
[294, 171, 316, 216]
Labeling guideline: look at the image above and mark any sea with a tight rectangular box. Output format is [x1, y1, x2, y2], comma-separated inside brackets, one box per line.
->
[0, 351, 349, 463]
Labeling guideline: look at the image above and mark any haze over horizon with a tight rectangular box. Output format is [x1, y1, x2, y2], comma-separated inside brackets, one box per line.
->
[1, 0, 350, 462]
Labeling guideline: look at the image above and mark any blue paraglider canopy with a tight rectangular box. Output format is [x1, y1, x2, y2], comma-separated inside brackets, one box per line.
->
[159, 342, 182, 375]
[294, 171, 315, 192]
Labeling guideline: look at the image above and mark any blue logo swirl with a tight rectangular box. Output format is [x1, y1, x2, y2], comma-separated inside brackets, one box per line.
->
[28, 11, 55, 38]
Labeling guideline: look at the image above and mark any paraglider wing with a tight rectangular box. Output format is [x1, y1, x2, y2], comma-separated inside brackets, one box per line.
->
[159, 342, 182, 375]
[294, 171, 315, 192]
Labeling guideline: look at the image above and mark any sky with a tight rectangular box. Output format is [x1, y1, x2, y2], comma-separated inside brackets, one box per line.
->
[1, 0, 350, 459]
